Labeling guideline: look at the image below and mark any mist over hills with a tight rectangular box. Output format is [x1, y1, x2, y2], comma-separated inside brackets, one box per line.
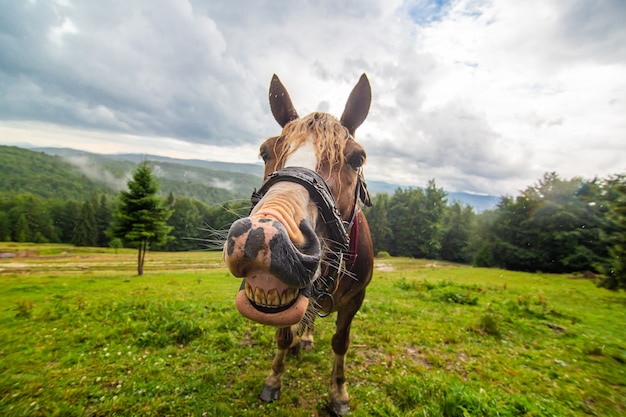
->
[1, 146, 255, 206]
[52, 149, 263, 200]
[5, 145, 500, 211]
[36, 147, 266, 177]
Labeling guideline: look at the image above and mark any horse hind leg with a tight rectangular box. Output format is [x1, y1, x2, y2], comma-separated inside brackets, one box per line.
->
[260, 325, 299, 402]
[329, 289, 366, 416]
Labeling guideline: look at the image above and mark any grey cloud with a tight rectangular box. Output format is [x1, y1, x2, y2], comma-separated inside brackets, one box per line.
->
[558, 0, 626, 63]
[364, 100, 532, 193]
[0, 0, 399, 147]
[0, 0, 268, 145]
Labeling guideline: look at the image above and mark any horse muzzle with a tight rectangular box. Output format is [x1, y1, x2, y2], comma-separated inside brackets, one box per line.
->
[224, 216, 321, 327]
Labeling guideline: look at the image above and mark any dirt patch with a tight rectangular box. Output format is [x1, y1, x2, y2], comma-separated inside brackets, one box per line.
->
[0, 250, 39, 258]
[352, 345, 388, 367]
[406, 345, 432, 369]
[375, 262, 395, 272]
[424, 262, 459, 268]
[0, 262, 30, 269]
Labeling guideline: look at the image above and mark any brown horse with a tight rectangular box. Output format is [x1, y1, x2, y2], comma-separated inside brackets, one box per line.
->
[224, 74, 374, 415]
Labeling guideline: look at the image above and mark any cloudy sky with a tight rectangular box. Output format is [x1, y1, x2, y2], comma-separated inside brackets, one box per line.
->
[1, 0, 625, 196]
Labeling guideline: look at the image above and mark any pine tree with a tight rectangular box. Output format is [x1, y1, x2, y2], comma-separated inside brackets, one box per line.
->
[15, 213, 30, 242]
[0, 212, 10, 241]
[55, 200, 82, 243]
[73, 200, 97, 247]
[94, 194, 112, 247]
[8, 194, 58, 243]
[109, 162, 173, 276]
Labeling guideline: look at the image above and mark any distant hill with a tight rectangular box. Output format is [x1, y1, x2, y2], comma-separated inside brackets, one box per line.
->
[0, 146, 111, 200]
[448, 191, 500, 212]
[1, 146, 258, 206]
[9, 145, 500, 211]
[34, 147, 265, 177]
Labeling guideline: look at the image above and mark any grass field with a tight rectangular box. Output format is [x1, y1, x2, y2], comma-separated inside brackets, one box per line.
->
[1, 243, 625, 416]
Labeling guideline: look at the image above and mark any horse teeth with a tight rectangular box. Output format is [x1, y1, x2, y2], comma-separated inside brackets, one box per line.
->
[246, 282, 299, 308]
[254, 287, 266, 306]
[266, 288, 280, 306]
[282, 288, 297, 304]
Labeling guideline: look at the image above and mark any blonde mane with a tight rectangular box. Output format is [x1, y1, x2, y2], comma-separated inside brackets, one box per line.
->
[274, 112, 350, 172]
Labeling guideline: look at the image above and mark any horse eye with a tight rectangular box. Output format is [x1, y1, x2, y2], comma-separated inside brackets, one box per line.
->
[346, 150, 365, 170]
[260, 149, 271, 163]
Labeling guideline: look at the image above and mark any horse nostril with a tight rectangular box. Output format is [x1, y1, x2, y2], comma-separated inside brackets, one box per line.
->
[297, 219, 320, 256]
[229, 218, 253, 238]
[244, 227, 266, 260]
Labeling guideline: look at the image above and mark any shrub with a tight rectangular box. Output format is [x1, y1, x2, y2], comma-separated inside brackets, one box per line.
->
[478, 313, 501, 336]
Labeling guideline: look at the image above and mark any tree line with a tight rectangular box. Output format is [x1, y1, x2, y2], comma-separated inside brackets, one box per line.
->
[1, 161, 625, 289]
[364, 172, 626, 290]
[0, 177, 248, 253]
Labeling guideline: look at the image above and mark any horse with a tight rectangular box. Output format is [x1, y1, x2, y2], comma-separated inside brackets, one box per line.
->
[223, 73, 374, 415]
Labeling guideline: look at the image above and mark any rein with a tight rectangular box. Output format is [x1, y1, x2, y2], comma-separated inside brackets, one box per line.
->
[250, 166, 371, 316]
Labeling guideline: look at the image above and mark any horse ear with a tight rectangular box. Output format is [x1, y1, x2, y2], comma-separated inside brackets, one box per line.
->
[340, 73, 371, 136]
[269, 74, 299, 127]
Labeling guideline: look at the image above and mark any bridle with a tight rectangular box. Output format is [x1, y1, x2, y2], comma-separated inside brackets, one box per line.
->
[250, 166, 371, 316]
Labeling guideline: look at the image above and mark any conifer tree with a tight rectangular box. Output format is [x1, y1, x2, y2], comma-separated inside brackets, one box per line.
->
[73, 200, 97, 247]
[0, 212, 10, 241]
[95, 194, 112, 247]
[110, 161, 173, 276]
[15, 213, 30, 242]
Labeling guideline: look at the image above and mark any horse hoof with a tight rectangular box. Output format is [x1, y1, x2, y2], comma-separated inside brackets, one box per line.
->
[260, 384, 281, 402]
[329, 400, 351, 416]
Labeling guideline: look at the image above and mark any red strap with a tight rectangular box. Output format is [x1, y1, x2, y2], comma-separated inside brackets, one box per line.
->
[345, 213, 359, 266]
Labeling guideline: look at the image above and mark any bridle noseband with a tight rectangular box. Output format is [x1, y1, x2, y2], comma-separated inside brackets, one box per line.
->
[250, 166, 371, 316]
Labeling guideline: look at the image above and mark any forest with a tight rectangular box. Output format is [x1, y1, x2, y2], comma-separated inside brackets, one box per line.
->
[1, 146, 625, 289]
[364, 173, 626, 289]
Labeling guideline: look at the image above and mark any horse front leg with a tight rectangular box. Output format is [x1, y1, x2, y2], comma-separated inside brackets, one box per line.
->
[329, 289, 366, 416]
[300, 318, 315, 351]
[260, 325, 299, 402]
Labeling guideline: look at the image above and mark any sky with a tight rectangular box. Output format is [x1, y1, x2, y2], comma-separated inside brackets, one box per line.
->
[1, 0, 625, 196]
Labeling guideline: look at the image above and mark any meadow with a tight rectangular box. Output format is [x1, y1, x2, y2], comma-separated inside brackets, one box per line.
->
[1, 243, 625, 416]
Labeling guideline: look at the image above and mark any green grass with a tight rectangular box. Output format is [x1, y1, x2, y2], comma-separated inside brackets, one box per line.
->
[1, 244, 625, 416]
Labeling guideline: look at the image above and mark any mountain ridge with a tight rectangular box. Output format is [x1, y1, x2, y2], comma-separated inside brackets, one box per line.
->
[12, 145, 500, 211]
